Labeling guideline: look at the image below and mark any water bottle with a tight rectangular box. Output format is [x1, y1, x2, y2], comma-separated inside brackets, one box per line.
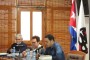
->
[26, 49, 30, 60]
[12, 47, 16, 58]
[32, 51, 36, 60]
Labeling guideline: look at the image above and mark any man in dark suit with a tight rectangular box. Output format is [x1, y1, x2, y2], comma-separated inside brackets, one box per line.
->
[7, 34, 27, 53]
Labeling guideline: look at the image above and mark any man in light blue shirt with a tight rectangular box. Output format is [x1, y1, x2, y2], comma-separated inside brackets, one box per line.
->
[44, 34, 65, 60]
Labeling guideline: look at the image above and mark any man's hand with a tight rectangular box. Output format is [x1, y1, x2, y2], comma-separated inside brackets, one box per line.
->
[36, 53, 40, 60]
[22, 51, 27, 57]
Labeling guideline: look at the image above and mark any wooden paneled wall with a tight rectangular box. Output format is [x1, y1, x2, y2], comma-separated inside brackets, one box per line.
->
[45, 0, 71, 54]
[0, 0, 71, 54]
[0, 6, 17, 52]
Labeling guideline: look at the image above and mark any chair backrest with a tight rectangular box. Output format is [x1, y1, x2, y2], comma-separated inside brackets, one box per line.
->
[66, 50, 86, 60]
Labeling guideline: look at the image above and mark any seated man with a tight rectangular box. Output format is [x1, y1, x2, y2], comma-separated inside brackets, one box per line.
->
[44, 34, 65, 60]
[7, 34, 27, 53]
[22, 36, 44, 57]
[30, 36, 44, 54]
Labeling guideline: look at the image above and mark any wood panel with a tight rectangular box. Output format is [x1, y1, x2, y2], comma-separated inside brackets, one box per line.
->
[0, 6, 17, 52]
[17, 0, 45, 6]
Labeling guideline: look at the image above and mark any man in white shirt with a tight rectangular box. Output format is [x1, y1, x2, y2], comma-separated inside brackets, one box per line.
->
[30, 36, 44, 54]
[22, 36, 44, 57]
[31, 36, 42, 50]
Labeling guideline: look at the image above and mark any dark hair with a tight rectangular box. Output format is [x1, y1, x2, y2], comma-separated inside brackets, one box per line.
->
[32, 36, 40, 42]
[45, 34, 55, 41]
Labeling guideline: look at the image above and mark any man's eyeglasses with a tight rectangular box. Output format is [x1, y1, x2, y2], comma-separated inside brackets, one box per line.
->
[16, 39, 21, 40]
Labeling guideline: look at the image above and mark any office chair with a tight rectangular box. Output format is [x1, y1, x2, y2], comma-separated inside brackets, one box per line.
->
[66, 50, 86, 60]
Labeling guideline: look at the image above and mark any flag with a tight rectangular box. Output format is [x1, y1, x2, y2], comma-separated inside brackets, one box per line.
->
[77, 0, 88, 53]
[69, 0, 77, 50]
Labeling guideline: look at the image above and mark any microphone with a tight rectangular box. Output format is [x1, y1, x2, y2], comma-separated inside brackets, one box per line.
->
[35, 46, 43, 53]
[36, 46, 43, 50]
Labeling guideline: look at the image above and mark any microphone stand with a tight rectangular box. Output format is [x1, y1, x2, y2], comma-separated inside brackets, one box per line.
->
[19, 49, 21, 60]
[35, 49, 39, 54]
[17, 46, 22, 60]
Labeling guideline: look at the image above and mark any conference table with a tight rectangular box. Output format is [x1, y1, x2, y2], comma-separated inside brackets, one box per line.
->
[0, 57, 25, 60]
[0, 53, 52, 60]
[0, 57, 27, 60]
[0, 53, 31, 60]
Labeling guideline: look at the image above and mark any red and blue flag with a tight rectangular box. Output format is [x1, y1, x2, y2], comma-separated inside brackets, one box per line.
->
[69, 0, 77, 50]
